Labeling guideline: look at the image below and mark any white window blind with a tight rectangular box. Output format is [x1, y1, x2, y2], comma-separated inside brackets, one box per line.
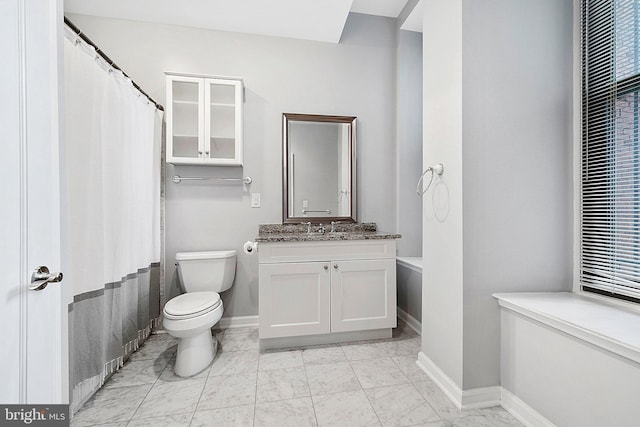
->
[582, 0, 640, 301]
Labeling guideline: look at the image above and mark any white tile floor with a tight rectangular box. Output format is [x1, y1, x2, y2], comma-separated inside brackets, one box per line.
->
[71, 320, 523, 427]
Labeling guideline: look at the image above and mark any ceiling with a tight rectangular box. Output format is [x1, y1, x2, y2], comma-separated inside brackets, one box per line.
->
[64, 0, 419, 44]
[400, 0, 423, 33]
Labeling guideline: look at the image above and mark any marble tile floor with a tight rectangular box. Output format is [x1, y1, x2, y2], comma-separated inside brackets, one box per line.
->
[71, 319, 523, 427]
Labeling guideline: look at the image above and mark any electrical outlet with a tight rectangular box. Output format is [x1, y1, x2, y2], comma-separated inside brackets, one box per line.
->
[251, 193, 261, 208]
[303, 200, 309, 208]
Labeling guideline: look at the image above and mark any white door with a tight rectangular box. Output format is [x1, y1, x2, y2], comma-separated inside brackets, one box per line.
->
[258, 262, 331, 339]
[0, 0, 67, 404]
[330, 259, 397, 332]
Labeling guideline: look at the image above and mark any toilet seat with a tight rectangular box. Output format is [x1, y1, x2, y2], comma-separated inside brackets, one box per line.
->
[164, 291, 221, 320]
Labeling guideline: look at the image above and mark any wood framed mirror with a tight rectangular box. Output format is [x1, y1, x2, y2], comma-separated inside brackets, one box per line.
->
[282, 113, 357, 224]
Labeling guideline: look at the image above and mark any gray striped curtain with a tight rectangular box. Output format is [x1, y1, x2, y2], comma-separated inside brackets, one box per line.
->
[63, 25, 163, 413]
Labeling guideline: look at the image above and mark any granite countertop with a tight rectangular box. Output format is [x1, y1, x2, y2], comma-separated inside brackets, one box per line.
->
[255, 222, 401, 243]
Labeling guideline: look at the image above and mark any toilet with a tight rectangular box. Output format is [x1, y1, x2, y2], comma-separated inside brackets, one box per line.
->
[162, 250, 236, 377]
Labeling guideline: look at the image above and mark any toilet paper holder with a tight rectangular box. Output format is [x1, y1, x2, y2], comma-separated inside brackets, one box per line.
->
[243, 241, 257, 255]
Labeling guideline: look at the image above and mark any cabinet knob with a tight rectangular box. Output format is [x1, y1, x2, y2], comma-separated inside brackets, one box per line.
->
[205, 151, 210, 155]
[333, 264, 338, 269]
[324, 265, 328, 270]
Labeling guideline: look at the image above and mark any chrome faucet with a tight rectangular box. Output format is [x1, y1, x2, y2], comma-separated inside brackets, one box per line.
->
[330, 221, 340, 233]
[302, 221, 312, 234]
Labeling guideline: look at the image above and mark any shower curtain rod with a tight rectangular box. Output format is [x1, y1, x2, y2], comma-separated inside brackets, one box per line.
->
[64, 17, 164, 111]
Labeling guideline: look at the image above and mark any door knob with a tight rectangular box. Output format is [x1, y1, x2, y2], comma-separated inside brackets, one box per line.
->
[29, 266, 63, 291]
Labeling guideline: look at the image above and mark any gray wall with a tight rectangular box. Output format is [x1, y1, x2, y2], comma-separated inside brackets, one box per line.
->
[67, 13, 398, 317]
[396, 30, 423, 257]
[422, 0, 573, 390]
[461, 0, 574, 389]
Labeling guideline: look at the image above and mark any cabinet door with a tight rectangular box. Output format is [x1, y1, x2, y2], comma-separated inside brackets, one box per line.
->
[330, 258, 397, 332]
[259, 262, 330, 338]
[166, 75, 204, 164]
[204, 78, 243, 165]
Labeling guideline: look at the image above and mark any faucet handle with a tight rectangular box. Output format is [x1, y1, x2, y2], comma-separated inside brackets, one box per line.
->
[302, 221, 312, 233]
[330, 221, 341, 232]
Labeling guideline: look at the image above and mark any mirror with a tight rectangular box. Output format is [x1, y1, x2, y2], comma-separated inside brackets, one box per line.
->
[282, 113, 356, 224]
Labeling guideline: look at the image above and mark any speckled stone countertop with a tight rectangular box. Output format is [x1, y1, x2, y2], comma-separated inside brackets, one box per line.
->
[256, 223, 401, 243]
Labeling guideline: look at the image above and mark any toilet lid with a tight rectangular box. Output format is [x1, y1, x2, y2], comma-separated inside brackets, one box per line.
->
[164, 292, 221, 318]
[176, 250, 236, 261]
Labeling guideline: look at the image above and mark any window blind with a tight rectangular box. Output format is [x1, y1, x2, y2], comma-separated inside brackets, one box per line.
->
[582, 0, 640, 301]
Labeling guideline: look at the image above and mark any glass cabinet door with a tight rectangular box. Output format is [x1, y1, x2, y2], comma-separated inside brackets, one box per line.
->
[168, 77, 203, 162]
[204, 79, 243, 165]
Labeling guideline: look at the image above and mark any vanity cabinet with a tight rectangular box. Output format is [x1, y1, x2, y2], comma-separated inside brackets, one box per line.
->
[166, 73, 243, 165]
[258, 240, 397, 340]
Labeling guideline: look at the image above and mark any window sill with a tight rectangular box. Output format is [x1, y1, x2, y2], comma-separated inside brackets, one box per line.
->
[493, 292, 640, 364]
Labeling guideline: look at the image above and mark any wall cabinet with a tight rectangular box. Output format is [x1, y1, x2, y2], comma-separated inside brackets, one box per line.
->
[166, 73, 243, 165]
[258, 240, 397, 339]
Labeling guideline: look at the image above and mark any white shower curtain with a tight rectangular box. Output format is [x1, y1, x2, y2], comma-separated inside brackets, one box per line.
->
[63, 26, 163, 412]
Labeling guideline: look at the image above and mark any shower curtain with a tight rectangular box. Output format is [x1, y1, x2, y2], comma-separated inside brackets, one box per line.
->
[63, 26, 163, 412]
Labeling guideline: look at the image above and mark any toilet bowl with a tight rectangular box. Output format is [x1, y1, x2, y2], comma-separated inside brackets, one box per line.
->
[163, 291, 223, 377]
[162, 250, 236, 377]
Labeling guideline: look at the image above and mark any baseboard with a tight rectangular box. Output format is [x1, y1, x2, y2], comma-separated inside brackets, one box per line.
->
[417, 351, 463, 409]
[397, 307, 421, 335]
[461, 386, 502, 409]
[416, 352, 501, 410]
[217, 315, 259, 329]
[260, 328, 391, 351]
[501, 388, 556, 427]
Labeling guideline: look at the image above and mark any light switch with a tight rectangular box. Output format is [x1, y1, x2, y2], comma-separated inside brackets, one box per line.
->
[251, 193, 261, 208]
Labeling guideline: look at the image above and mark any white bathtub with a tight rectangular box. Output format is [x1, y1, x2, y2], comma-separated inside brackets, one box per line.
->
[396, 257, 422, 334]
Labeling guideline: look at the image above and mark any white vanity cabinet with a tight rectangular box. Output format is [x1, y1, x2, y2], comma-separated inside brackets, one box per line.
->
[258, 239, 397, 341]
[166, 73, 243, 165]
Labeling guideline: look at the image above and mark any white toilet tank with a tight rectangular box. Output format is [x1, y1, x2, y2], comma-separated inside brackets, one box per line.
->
[175, 250, 236, 293]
